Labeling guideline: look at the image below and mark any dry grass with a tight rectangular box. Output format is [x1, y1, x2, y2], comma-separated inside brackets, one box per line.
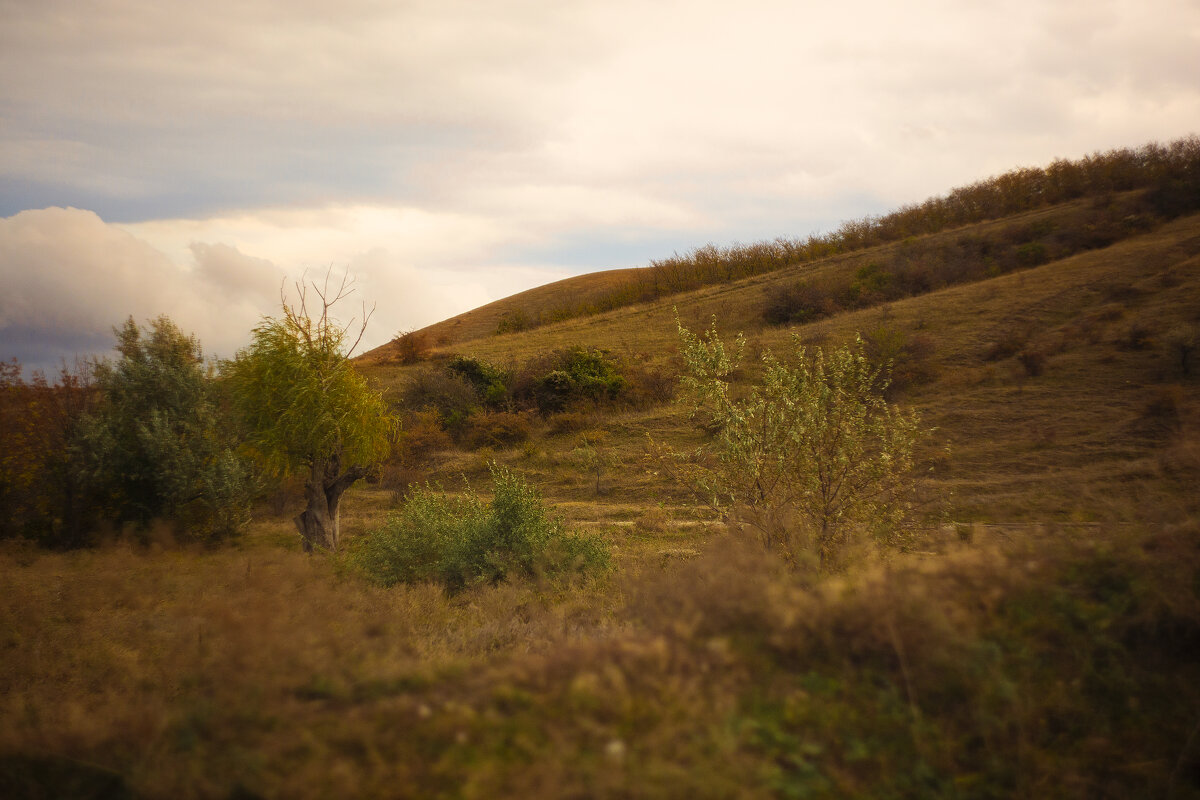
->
[0, 531, 623, 798]
[6, 199, 1200, 797]
[5, 519, 1199, 798]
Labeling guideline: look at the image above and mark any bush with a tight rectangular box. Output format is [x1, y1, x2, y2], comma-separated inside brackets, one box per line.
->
[0, 359, 100, 546]
[446, 355, 510, 408]
[1121, 320, 1156, 351]
[350, 465, 610, 591]
[547, 411, 595, 436]
[862, 326, 937, 396]
[396, 409, 452, 460]
[495, 309, 533, 335]
[390, 330, 431, 364]
[401, 367, 479, 422]
[513, 346, 627, 414]
[763, 281, 834, 326]
[1142, 385, 1184, 433]
[982, 328, 1028, 362]
[1017, 347, 1048, 377]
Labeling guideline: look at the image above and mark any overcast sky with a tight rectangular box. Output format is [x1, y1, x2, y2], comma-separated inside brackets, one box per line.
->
[2, 0, 1198, 372]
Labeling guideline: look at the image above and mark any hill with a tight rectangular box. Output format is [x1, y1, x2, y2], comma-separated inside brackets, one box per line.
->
[363, 135, 1200, 364]
[377, 266, 647, 352]
[4, 141, 1200, 798]
[357, 190, 1199, 529]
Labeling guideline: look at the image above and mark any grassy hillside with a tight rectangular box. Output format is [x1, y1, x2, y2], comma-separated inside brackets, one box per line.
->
[382, 267, 646, 351]
[4, 156, 1200, 797]
[361, 198, 1200, 528]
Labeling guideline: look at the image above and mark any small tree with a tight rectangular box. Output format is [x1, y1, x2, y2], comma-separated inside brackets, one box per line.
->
[652, 316, 923, 568]
[74, 316, 252, 540]
[226, 273, 397, 552]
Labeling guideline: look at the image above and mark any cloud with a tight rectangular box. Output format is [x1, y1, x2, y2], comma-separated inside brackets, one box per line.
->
[1, 0, 1198, 369]
[0, 207, 278, 370]
[6, 0, 1194, 223]
[122, 203, 575, 352]
[0, 205, 573, 372]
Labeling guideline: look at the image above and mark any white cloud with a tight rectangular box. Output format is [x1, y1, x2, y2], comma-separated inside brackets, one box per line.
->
[0, 207, 278, 367]
[1, 0, 1198, 369]
[0, 204, 574, 371]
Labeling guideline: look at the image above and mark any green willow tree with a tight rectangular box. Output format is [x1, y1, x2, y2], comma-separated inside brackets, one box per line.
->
[227, 274, 397, 552]
[652, 316, 923, 569]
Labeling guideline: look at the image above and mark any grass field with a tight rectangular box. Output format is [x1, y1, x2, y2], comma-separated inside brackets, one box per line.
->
[3, 194, 1199, 797]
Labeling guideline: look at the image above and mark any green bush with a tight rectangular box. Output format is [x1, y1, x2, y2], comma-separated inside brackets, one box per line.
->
[446, 355, 510, 409]
[520, 346, 627, 414]
[350, 465, 609, 591]
[763, 281, 834, 326]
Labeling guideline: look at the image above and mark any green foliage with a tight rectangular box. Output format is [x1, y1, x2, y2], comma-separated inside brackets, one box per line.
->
[656, 316, 923, 567]
[525, 346, 627, 414]
[75, 317, 253, 540]
[407, 348, 638, 445]
[446, 355, 509, 409]
[226, 308, 395, 477]
[350, 464, 610, 591]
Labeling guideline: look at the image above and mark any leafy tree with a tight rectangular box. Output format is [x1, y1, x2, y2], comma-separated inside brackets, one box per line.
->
[652, 316, 923, 569]
[75, 316, 252, 540]
[226, 273, 396, 552]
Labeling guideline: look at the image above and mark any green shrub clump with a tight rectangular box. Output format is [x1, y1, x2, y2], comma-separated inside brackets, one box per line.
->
[446, 355, 510, 408]
[350, 464, 609, 591]
[525, 346, 627, 413]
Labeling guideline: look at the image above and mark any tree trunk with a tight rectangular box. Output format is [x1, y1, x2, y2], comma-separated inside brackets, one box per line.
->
[294, 453, 367, 553]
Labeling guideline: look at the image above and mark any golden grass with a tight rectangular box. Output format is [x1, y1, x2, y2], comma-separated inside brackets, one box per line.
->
[5, 201, 1200, 798]
[5, 518, 1199, 797]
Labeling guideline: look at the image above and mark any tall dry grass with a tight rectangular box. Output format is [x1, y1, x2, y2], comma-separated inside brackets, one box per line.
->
[4, 520, 1199, 797]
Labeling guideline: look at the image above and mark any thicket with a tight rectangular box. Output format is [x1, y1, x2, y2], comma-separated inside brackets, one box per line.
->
[349, 464, 610, 591]
[622, 525, 1200, 798]
[78, 317, 254, 541]
[505, 136, 1200, 331]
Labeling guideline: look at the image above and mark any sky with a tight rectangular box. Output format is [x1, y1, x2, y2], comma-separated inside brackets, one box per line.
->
[2, 0, 1199, 373]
